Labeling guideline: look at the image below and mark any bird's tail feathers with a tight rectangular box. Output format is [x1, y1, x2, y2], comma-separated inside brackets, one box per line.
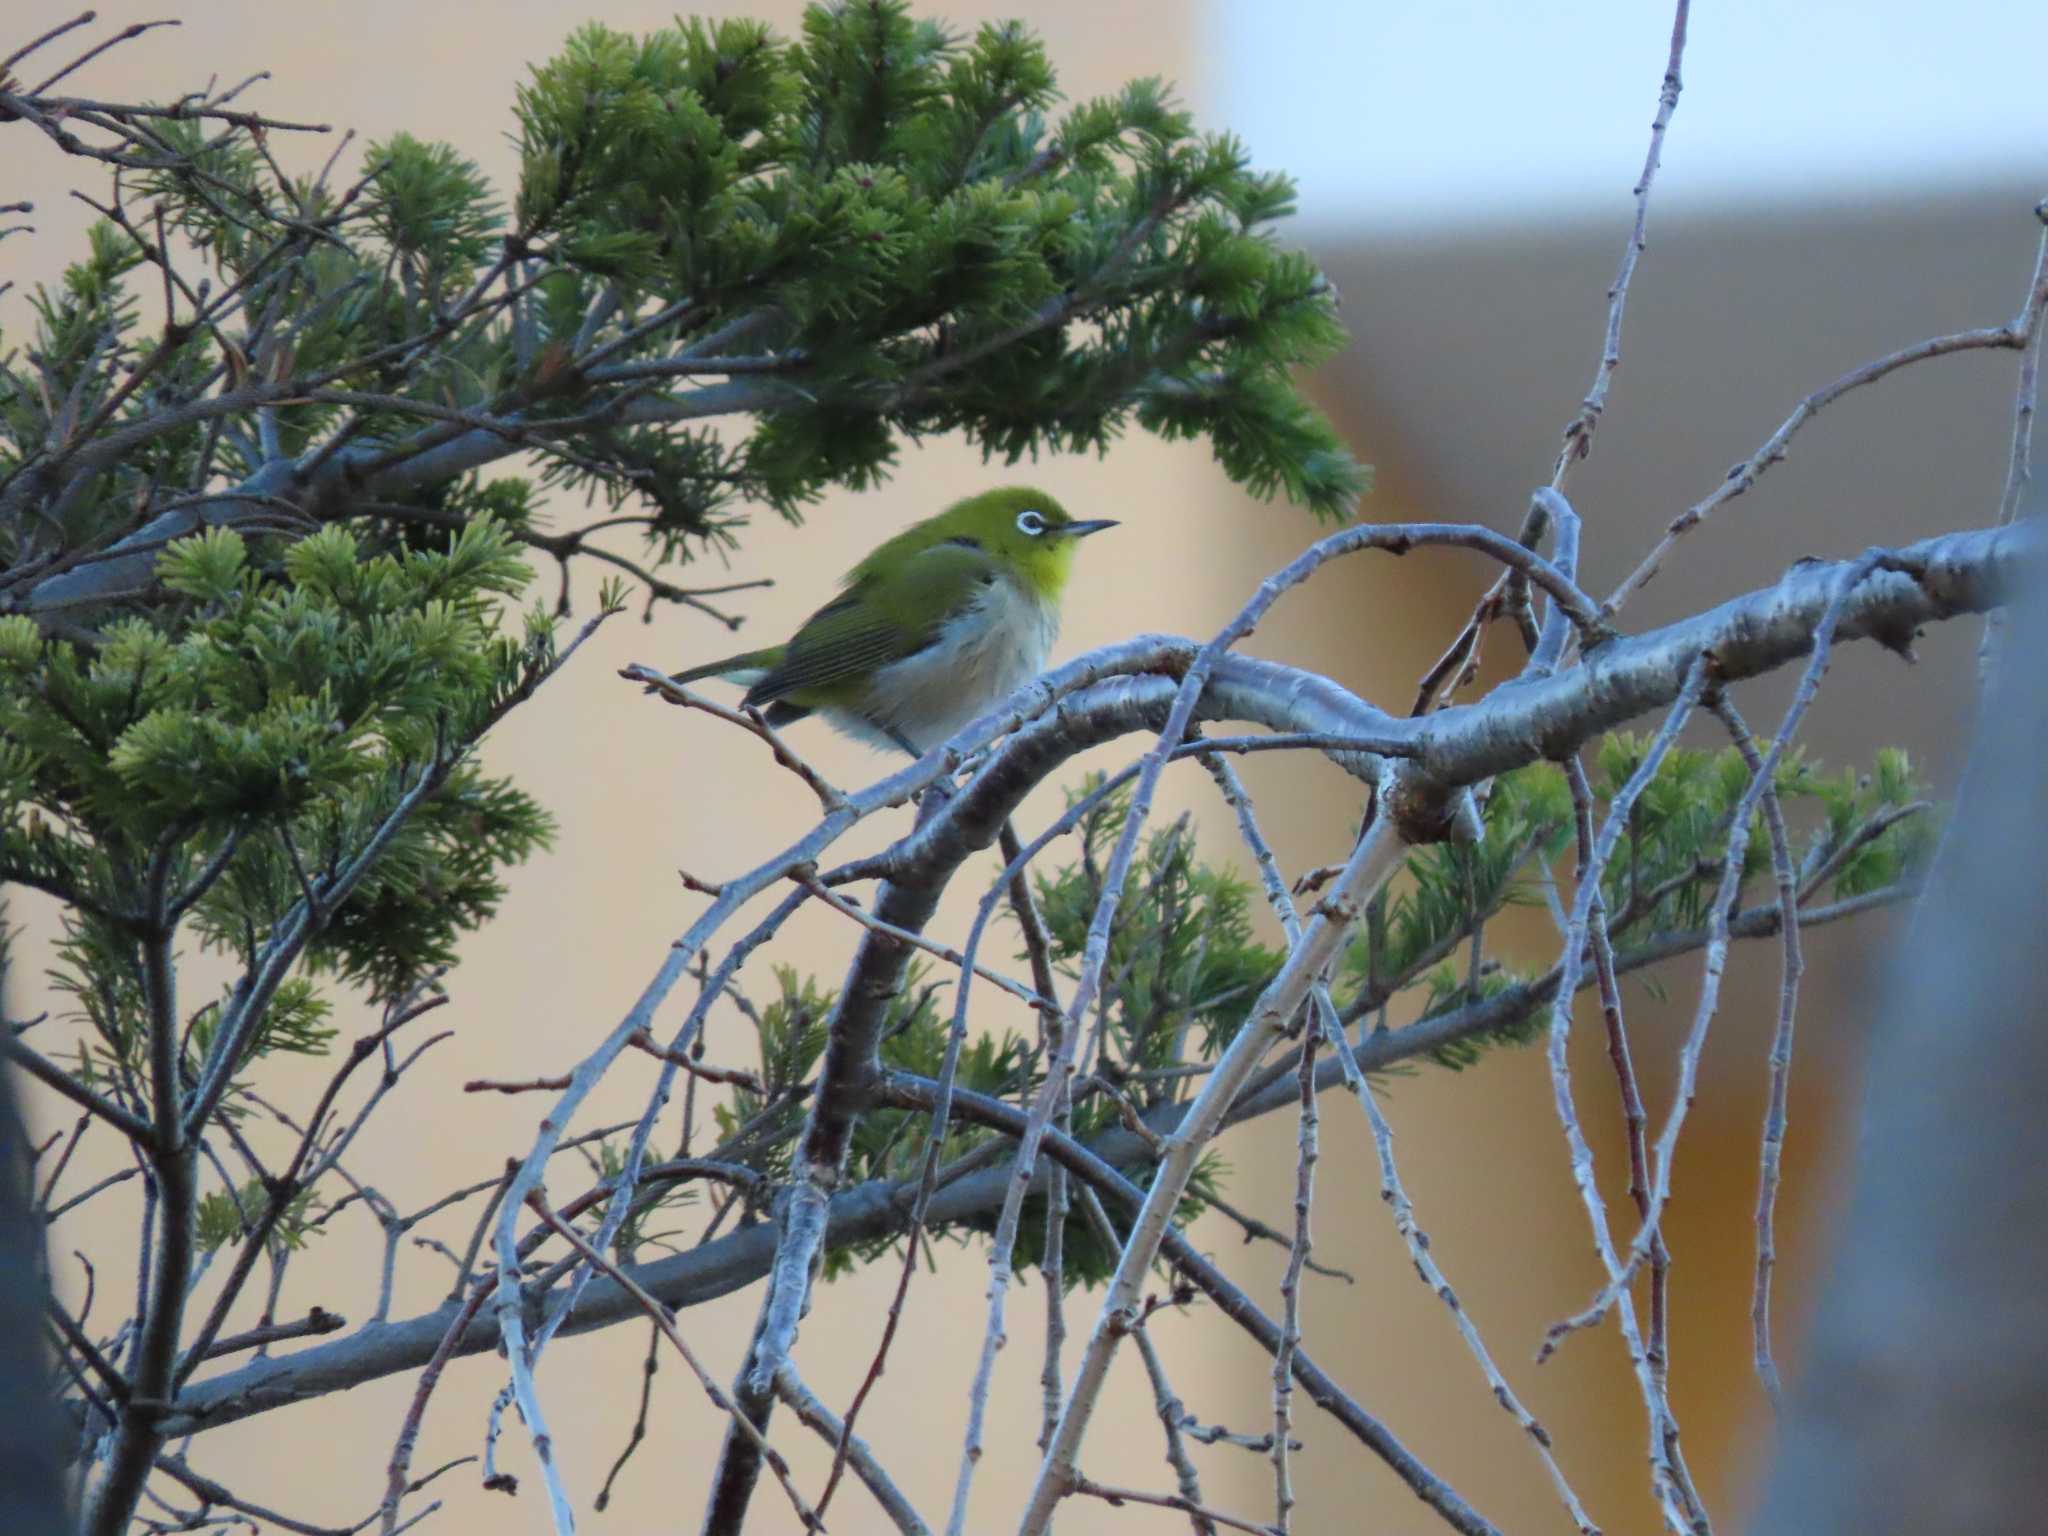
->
[656, 646, 783, 690]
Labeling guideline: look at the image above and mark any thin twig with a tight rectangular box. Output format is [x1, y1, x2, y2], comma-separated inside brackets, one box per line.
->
[2, 1036, 156, 1143]
[1070, 1475, 1280, 1536]
[1558, 761, 1700, 1527]
[593, 1322, 660, 1512]
[156, 1451, 392, 1536]
[196, 1308, 345, 1361]
[1020, 810, 1413, 1536]
[1556, 555, 1896, 1346]
[1207, 757, 1599, 1534]
[1608, 228, 2048, 616]
[633, 674, 847, 812]
[378, 1282, 489, 1536]
[1129, 1312, 1217, 1536]
[772, 1365, 932, 1536]
[798, 873, 1059, 1019]
[1796, 800, 1931, 903]
[1997, 200, 2048, 523]
[1537, 655, 1713, 1531]
[1551, 0, 1691, 489]
[1270, 1024, 1318, 1534]
[1202, 1192, 1354, 1283]
[1712, 693, 1804, 1415]
[1, 10, 98, 75]
[526, 1192, 821, 1532]
[1039, 1106, 1070, 1456]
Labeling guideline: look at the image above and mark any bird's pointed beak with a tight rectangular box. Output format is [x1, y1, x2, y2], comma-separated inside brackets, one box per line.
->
[1063, 519, 1119, 538]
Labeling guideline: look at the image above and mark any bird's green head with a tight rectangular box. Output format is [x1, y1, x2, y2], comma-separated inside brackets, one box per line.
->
[932, 486, 1117, 602]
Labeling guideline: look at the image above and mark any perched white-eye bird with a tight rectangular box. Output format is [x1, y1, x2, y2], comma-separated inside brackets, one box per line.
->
[666, 486, 1116, 753]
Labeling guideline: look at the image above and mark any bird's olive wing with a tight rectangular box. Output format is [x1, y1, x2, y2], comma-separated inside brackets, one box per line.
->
[743, 540, 998, 707]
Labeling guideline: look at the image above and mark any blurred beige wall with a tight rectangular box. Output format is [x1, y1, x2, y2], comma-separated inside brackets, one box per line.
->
[3, 4, 1915, 1535]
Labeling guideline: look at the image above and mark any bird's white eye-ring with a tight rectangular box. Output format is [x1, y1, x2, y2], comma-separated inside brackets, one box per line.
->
[1016, 509, 1047, 537]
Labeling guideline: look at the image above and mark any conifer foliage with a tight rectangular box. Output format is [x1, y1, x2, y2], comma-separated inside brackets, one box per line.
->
[0, 11, 1359, 1529]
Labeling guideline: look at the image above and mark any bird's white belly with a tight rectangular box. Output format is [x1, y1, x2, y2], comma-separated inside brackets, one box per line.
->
[843, 576, 1057, 752]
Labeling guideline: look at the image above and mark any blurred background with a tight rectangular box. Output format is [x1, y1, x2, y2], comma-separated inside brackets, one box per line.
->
[7, 1, 2045, 1531]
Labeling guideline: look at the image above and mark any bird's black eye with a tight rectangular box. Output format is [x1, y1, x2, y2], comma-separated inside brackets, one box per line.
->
[1016, 510, 1047, 537]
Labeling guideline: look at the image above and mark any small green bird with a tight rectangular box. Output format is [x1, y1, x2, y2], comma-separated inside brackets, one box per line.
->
[666, 486, 1117, 754]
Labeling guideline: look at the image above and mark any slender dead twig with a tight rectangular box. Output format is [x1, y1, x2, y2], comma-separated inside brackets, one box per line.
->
[1070, 1475, 1280, 1536]
[197, 1309, 345, 1362]
[773, 1364, 931, 1536]
[798, 873, 1059, 1018]
[1551, 0, 1691, 489]
[1409, 487, 1576, 715]
[1019, 810, 1414, 1536]
[635, 673, 847, 813]
[1212, 710, 1605, 1532]
[1128, 1308, 1217, 1536]
[1556, 762, 1702, 1527]
[525, 1192, 821, 1533]
[1608, 215, 2048, 616]
[1713, 694, 1805, 1416]
[1538, 655, 1713, 1531]
[1796, 801, 1931, 903]
[1556, 554, 1896, 1346]
[1364, 1031, 1594, 1521]
[158, 1449, 426, 1536]
[593, 1322, 661, 1512]
[1201, 1192, 1353, 1283]
[1, 10, 99, 76]
[1997, 200, 2048, 524]
[378, 1282, 489, 1536]
[1270, 1025, 1318, 1535]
